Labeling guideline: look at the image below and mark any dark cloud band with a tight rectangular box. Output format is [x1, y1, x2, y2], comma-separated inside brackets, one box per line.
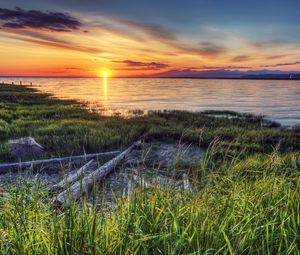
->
[261, 61, 300, 68]
[113, 60, 169, 70]
[0, 7, 81, 32]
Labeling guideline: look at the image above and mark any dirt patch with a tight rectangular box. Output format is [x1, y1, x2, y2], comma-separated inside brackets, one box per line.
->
[0, 140, 205, 203]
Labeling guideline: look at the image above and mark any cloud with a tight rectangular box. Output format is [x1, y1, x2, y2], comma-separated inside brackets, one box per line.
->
[260, 61, 300, 68]
[64, 67, 85, 70]
[190, 65, 251, 70]
[22, 37, 100, 53]
[167, 42, 226, 57]
[0, 7, 81, 32]
[231, 55, 252, 62]
[3, 32, 101, 54]
[0, 9, 99, 54]
[251, 40, 290, 49]
[118, 19, 226, 57]
[231, 54, 290, 64]
[265, 54, 289, 60]
[197, 41, 226, 56]
[11, 30, 72, 44]
[119, 19, 177, 41]
[113, 60, 169, 70]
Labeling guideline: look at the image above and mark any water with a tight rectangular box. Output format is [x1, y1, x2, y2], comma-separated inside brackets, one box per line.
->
[1, 77, 300, 125]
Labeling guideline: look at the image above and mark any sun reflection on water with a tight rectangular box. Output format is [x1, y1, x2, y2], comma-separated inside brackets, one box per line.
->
[102, 77, 108, 102]
[1, 77, 299, 125]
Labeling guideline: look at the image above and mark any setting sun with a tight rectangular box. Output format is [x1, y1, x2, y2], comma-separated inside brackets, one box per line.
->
[102, 70, 109, 77]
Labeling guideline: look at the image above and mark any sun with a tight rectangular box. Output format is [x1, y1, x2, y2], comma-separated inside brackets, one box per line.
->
[99, 68, 111, 78]
[102, 70, 109, 78]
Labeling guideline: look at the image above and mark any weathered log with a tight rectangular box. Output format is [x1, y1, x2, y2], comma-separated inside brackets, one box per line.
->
[49, 159, 96, 192]
[0, 151, 120, 173]
[54, 141, 141, 205]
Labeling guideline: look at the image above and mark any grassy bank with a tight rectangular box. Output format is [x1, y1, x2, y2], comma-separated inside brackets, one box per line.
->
[0, 84, 299, 254]
[1, 151, 299, 254]
[0, 84, 299, 162]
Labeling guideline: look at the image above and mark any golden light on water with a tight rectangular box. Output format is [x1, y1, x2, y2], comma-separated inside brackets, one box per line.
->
[103, 76, 108, 101]
[100, 69, 109, 104]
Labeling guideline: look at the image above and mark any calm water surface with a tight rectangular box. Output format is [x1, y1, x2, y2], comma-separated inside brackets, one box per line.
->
[1, 77, 300, 125]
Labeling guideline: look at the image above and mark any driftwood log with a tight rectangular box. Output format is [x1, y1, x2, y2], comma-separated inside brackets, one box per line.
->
[49, 159, 96, 192]
[0, 151, 120, 173]
[54, 141, 141, 205]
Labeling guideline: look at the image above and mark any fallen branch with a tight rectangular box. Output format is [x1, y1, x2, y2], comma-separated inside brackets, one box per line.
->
[0, 151, 120, 173]
[49, 159, 96, 192]
[54, 140, 141, 205]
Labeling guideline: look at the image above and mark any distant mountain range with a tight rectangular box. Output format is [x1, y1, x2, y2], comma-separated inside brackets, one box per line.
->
[152, 69, 300, 79]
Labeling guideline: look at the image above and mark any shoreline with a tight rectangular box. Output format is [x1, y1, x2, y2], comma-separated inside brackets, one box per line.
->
[1, 80, 299, 127]
[1, 76, 300, 80]
[0, 82, 300, 163]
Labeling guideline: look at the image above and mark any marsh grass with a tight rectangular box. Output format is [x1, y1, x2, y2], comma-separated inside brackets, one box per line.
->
[0, 84, 299, 163]
[0, 150, 299, 254]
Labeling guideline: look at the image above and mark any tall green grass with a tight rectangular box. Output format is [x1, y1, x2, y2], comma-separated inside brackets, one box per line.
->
[0, 151, 299, 254]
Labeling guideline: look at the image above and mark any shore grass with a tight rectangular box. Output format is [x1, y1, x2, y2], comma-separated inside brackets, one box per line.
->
[0, 83, 299, 254]
[0, 151, 299, 254]
[0, 84, 299, 162]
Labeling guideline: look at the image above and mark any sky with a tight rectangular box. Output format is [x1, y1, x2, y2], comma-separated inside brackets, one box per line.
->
[0, 0, 300, 77]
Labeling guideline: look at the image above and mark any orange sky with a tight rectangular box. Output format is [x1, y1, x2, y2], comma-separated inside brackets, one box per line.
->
[0, 5, 300, 77]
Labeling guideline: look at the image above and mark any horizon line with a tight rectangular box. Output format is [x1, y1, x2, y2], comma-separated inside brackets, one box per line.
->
[1, 75, 300, 80]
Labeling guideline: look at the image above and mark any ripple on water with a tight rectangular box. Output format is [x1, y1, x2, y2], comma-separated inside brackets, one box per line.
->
[1, 78, 299, 125]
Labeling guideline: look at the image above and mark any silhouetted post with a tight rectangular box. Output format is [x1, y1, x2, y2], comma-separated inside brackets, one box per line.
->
[30, 82, 32, 86]
[12, 82, 14, 85]
[20, 81, 22, 85]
